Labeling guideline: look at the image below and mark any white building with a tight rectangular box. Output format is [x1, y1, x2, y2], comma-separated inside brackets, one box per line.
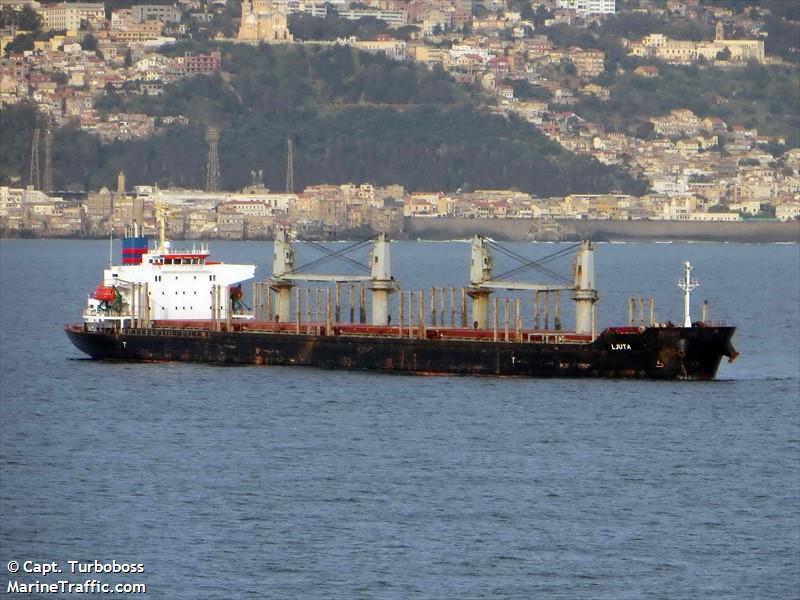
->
[557, 0, 615, 15]
[651, 175, 689, 196]
[350, 39, 406, 61]
[776, 202, 800, 222]
[131, 4, 181, 23]
[289, 3, 406, 27]
[40, 2, 106, 31]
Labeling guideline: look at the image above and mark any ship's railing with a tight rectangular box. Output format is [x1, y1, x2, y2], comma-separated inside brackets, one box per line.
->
[526, 333, 590, 344]
[121, 324, 594, 345]
[699, 320, 731, 328]
[124, 327, 212, 338]
[164, 243, 209, 255]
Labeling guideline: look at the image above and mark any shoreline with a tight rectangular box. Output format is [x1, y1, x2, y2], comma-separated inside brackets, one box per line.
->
[2, 219, 798, 244]
[403, 218, 800, 244]
[1, 237, 797, 244]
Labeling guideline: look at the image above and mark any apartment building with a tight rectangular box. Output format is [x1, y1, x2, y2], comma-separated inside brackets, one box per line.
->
[556, 0, 615, 16]
[131, 4, 181, 23]
[40, 2, 105, 31]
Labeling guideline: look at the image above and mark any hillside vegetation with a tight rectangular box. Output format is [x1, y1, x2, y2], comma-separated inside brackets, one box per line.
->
[1, 43, 644, 195]
[571, 63, 800, 146]
[541, 12, 800, 147]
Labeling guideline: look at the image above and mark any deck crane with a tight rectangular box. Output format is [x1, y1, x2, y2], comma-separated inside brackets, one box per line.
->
[270, 228, 397, 325]
[467, 235, 598, 336]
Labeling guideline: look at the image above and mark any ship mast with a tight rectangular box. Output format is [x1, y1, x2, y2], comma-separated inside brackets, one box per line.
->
[677, 261, 699, 328]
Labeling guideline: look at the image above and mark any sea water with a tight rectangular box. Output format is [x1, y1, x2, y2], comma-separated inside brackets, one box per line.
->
[1, 240, 798, 599]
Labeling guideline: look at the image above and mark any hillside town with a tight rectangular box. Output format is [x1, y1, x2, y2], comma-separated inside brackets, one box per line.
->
[3, 162, 800, 238]
[1, 0, 799, 236]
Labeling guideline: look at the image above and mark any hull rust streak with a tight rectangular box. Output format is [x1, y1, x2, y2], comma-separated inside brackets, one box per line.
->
[65, 323, 737, 380]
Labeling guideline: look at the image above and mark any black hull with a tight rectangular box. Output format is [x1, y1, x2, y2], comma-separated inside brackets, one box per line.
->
[65, 324, 737, 380]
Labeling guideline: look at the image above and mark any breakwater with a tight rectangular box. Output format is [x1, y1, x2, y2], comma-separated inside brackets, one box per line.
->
[404, 217, 800, 243]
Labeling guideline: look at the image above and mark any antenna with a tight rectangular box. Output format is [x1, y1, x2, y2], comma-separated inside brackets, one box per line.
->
[29, 128, 40, 190]
[286, 138, 294, 193]
[677, 261, 700, 328]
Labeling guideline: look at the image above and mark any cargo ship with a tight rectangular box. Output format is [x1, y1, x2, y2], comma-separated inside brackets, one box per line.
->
[65, 214, 738, 380]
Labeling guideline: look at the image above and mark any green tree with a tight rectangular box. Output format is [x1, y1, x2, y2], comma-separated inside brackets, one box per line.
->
[18, 5, 42, 30]
[503, 78, 551, 100]
[394, 25, 420, 41]
[0, 102, 44, 184]
[3, 28, 59, 54]
[533, 5, 552, 28]
[0, 7, 14, 28]
[80, 33, 98, 51]
[761, 14, 800, 63]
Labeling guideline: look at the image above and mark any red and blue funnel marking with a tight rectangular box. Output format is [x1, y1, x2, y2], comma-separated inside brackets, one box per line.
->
[122, 236, 148, 264]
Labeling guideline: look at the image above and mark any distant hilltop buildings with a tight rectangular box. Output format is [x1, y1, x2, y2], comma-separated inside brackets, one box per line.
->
[39, 2, 105, 31]
[628, 22, 765, 65]
[556, 0, 616, 16]
[235, 0, 410, 43]
[238, 0, 293, 44]
[4, 174, 799, 240]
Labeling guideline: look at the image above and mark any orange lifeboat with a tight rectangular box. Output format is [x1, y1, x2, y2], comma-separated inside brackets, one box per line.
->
[93, 285, 117, 302]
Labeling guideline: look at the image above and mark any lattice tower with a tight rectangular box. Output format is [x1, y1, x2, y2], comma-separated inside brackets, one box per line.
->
[29, 128, 40, 190]
[43, 129, 53, 194]
[206, 127, 221, 192]
[286, 138, 294, 193]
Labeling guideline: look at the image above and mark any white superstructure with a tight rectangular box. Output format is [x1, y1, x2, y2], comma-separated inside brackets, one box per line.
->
[83, 236, 255, 326]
